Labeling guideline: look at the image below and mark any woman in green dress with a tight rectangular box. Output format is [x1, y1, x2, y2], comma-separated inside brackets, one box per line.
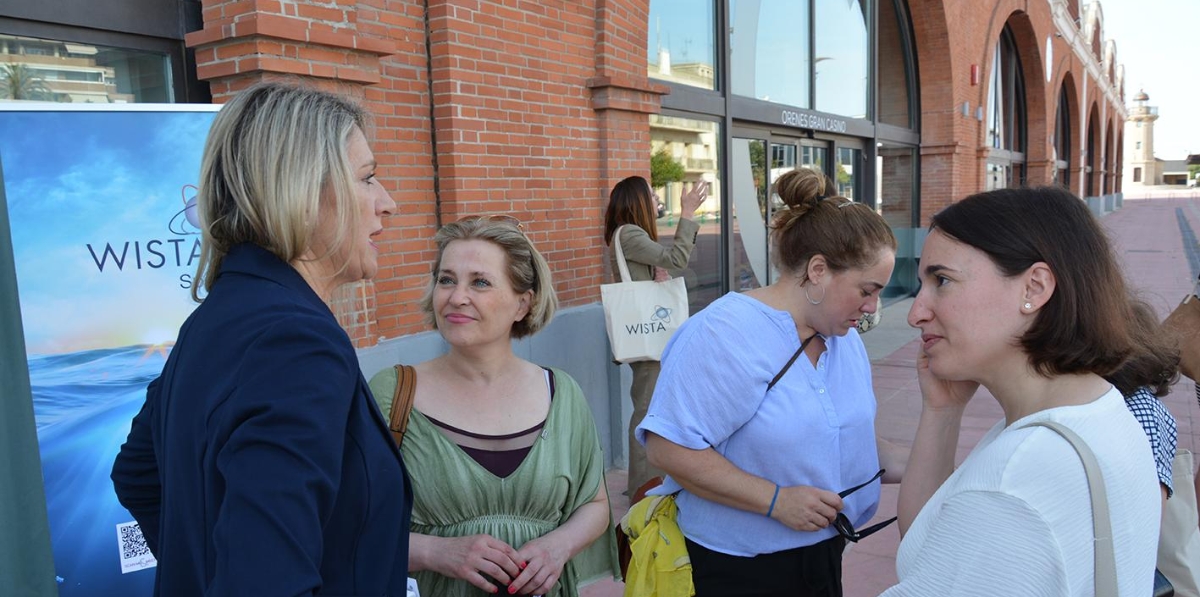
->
[370, 216, 617, 596]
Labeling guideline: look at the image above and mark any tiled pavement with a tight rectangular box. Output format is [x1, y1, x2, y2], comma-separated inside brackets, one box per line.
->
[582, 194, 1200, 597]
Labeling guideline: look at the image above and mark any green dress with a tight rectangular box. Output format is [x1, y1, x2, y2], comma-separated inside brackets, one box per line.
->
[369, 366, 619, 597]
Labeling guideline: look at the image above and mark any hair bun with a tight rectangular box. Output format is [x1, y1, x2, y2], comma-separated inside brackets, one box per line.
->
[770, 168, 829, 230]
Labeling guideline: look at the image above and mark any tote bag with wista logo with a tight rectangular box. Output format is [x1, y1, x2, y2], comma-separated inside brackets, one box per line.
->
[600, 225, 690, 363]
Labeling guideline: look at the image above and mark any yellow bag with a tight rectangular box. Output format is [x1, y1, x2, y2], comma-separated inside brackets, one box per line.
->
[619, 493, 694, 597]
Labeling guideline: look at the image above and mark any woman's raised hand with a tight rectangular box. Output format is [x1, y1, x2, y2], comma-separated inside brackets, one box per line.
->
[680, 180, 710, 218]
[915, 348, 979, 411]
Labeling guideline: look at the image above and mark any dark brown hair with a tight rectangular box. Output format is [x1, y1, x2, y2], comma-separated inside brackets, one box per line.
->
[931, 186, 1152, 377]
[604, 176, 659, 244]
[1105, 298, 1179, 397]
[770, 168, 897, 280]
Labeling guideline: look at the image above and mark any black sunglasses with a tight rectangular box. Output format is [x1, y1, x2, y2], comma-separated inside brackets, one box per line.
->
[832, 469, 897, 543]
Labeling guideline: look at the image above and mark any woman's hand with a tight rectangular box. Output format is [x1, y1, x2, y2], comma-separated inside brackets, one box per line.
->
[508, 534, 570, 596]
[770, 485, 844, 532]
[680, 180, 710, 219]
[915, 348, 978, 411]
[416, 533, 523, 593]
[653, 266, 671, 282]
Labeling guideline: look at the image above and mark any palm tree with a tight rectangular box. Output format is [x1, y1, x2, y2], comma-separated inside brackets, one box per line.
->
[0, 63, 53, 100]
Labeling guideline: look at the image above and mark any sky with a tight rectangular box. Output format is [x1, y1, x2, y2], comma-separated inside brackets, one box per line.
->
[0, 109, 214, 354]
[1101, 0, 1200, 159]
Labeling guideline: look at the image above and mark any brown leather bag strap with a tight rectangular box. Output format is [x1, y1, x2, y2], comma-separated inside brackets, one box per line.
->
[388, 364, 417, 447]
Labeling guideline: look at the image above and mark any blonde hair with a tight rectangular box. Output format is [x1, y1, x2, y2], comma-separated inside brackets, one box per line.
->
[770, 168, 896, 280]
[421, 218, 558, 338]
[192, 81, 366, 301]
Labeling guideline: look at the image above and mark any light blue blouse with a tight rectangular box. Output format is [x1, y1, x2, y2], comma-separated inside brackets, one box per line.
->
[636, 291, 881, 557]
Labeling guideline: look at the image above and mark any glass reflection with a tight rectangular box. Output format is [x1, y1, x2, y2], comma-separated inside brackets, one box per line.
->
[651, 114, 722, 311]
[648, 0, 717, 91]
[732, 138, 768, 291]
[986, 162, 1010, 191]
[801, 145, 827, 171]
[1054, 88, 1071, 189]
[0, 34, 171, 103]
[876, 143, 918, 298]
[878, 0, 913, 128]
[815, 0, 870, 118]
[730, 0, 810, 107]
[987, 28, 1025, 152]
[836, 147, 860, 200]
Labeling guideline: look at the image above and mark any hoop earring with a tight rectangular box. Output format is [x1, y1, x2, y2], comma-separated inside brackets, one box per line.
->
[805, 284, 826, 306]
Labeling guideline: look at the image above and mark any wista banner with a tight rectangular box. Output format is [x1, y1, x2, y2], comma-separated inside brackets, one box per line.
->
[0, 104, 218, 596]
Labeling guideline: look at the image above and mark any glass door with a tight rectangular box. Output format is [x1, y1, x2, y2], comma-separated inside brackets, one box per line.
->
[732, 132, 811, 290]
[800, 139, 829, 174]
[876, 141, 920, 298]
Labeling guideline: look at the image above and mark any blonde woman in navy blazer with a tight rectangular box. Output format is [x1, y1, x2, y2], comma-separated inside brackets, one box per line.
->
[111, 82, 411, 596]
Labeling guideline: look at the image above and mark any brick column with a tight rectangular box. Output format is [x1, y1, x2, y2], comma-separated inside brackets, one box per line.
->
[590, 0, 669, 276]
[1025, 158, 1056, 186]
[185, 1, 400, 347]
[186, 0, 397, 100]
[588, 74, 670, 189]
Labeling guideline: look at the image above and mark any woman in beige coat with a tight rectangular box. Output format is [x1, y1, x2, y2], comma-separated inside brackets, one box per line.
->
[602, 175, 708, 495]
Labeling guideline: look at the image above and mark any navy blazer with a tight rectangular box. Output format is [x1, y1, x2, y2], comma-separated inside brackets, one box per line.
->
[112, 243, 412, 597]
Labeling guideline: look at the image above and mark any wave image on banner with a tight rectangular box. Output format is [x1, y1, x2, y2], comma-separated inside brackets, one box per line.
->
[1, 106, 218, 596]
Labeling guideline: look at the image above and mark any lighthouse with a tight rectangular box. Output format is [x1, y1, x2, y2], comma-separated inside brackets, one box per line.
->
[1124, 89, 1160, 187]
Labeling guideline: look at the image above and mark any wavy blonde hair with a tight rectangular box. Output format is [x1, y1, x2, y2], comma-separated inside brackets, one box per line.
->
[421, 218, 558, 338]
[191, 82, 366, 301]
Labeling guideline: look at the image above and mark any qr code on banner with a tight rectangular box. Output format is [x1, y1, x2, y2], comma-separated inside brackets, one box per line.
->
[116, 521, 157, 574]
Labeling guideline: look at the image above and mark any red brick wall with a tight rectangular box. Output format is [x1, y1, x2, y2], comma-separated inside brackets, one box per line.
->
[189, 0, 665, 347]
[187, 0, 1129, 341]
[911, 0, 1126, 225]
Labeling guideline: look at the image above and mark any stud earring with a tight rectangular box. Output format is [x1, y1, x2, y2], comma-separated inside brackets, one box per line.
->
[1024, 302, 1032, 310]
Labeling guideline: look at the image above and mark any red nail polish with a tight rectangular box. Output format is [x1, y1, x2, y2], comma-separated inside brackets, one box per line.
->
[520, 561, 527, 569]
[507, 585, 516, 594]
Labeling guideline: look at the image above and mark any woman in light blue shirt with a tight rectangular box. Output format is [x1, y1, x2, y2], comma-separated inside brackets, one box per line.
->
[638, 167, 906, 597]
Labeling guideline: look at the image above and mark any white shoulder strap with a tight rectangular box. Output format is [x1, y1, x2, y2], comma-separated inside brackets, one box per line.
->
[1020, 420, 1117, 597]
[611, 224, 633, 283]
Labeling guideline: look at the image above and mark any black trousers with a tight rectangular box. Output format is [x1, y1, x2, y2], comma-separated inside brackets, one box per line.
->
[686, 536, 846, 597]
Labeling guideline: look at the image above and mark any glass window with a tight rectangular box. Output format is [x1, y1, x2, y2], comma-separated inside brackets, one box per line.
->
[985, 26, 1026, 189]
[984, 161, 1012, 190]
[731, 137, 769, 291]
[648, 0, 717, 91]
[1134, 167, 1141, 182]
[730, 0, 810, 108]
[815, 0, 870, 119]
[1054, 87, 1071, 187]
[1086, 121, 1097, 196]
[836, 147, 861, 200]
[878, 0, 913, 128]
[651, 114, 722, 311]
[801, 144, 827, 171]
[876, 142, 918, 298]
[0, 34, 171, 103]
[986, 28, 1025, 152]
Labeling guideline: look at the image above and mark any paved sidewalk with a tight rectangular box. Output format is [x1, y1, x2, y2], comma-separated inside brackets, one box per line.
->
[583, 196, 1200, 597]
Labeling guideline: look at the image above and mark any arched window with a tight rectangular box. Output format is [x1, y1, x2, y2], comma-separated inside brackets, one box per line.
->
[985, 26, 1026, 190]
[1053, 86, 1071, 188]
[878, 0, 917, 129]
